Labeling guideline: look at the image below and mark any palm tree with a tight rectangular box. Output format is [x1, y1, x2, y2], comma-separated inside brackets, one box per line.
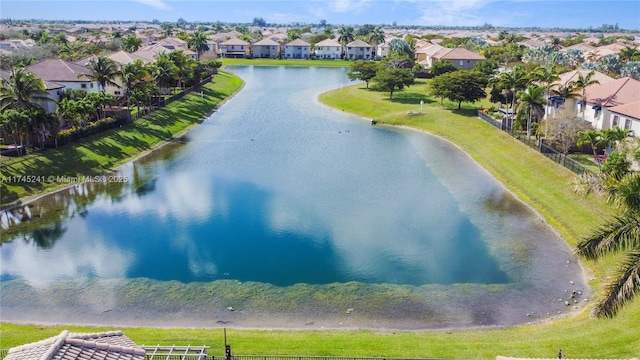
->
[188, 31, 209, 61]
[574, 70, 600, 119]
[530, 64, 560, 121]
[120, 59, 149, 106]
[618, 45, 640, 63]
[576, 172, 640, 318]
[516, 85, 546, 140]
[152, 54, 178, 94]
[122, 34, 143, 52]
[338, 25, 355, 50]
[0, 67, 51, 113]
[82, 56, 121, 93]
[367, 26, 386, 48]
[498, 65, 529, 113]
[586, 50, 600, 62]
[577, 129, 605, 171]
[0, 109, 30, 155]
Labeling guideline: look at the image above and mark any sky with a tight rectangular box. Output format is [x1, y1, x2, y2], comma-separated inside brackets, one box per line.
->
[1, 0, 639, 30]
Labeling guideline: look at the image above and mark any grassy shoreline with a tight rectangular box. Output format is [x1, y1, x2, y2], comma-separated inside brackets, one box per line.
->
[0, 71, 244, 207]
[2, 72, 639, 358]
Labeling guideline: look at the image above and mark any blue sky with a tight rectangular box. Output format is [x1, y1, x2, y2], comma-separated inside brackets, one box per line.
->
[1, 0, 639, 30]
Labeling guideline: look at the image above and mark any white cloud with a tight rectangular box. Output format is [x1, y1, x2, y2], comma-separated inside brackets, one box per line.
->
[328, 0, 373, 13]
[132, 0, 171, 10]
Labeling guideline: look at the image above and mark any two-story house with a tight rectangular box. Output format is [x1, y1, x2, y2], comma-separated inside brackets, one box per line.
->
[314, 38, 342, 60]
[284, 38, 311, 59]
[219, 38, 250, 58]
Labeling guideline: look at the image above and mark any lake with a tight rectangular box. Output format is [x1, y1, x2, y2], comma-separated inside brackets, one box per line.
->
[0, 66, 588, 329]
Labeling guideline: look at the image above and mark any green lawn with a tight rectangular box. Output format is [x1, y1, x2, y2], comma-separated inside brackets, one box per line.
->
[222, 58, 350, 67]
[2, 76, 640, 358]
[0, 71, 244, 206]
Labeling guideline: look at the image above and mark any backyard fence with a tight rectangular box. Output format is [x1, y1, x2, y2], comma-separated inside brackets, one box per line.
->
[476, 110, 594, 176]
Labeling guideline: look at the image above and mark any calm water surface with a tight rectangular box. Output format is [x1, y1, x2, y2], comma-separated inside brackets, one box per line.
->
[0, 67, 587, 328]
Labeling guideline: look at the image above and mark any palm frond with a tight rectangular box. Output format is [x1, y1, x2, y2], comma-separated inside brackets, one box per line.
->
[576, 213, 640, 259]
[593, 249, 640, 318]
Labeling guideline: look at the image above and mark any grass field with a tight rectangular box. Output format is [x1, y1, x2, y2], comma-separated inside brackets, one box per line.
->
[2, 75, 639, 358]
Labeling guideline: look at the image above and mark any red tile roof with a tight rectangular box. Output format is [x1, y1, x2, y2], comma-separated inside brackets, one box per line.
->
[609, 100, 640, 120]
[5, 330, 145, 360]
[586, 77, 640, 108]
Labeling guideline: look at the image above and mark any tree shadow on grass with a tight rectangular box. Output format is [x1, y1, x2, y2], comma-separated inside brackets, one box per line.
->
[451, 108, 480, 118]
[387, 92, 435, 105]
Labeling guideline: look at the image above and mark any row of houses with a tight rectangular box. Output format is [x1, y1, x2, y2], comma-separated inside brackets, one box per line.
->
[218, 37, 375, 60]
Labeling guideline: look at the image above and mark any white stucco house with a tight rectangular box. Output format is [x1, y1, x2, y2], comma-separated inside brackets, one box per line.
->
[284, 38, 311, 59]
[579, 77, 640, 131]
[609, 101, 640, 135]
[314, 38, 342, 59]
[252, 38, 281, 58]
[345, 39, 374, 60]
[27, 59, 99, 94]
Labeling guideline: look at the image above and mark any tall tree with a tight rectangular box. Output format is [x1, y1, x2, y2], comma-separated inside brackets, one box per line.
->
[122, 34, 143, 52]
[371, 67, 414, 100]
[516, 85, 546, 140]
[497, 65, 528, 112]
[120, 59, 149, 105]
[188, 31, 209, 61]
[574, 70, 600, 119]
[530, 64, 560, 123]
[367, 26, 386, 48]
[619, 46, 640, 63]
[338, 26, 355, 48]
[429, 70, 488, 109]
[82, 56, 121, 93]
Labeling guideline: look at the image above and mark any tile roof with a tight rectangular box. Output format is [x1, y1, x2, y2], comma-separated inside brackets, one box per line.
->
[556, 69, 614, 89]
[27, 59, 92, 82]
[434, 47, 485, 60]
[314, 38, 342, 47]
[253, 38, 280, 46]
[5, 330, 145, 360]
[608, 100, 640, 120]
[346, 39, 373, 48]
[220, 37, 250, 46]
[285, 38, 310, 46]
[586, 77, 640, 107]
[108, 51, 149, 65]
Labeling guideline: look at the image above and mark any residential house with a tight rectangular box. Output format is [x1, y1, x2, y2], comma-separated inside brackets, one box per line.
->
[77, 51, 150, 97]
[376, 37, 399, 59]
[27, 59, 99, 94]
[137, 37, 197, 60]
[218, 37, 250, 58]
[415, 43, 440, 64]
[0, 69, 62, 114]
[419, 45, 485, 70]
[563, 42, 596, 56]
[4, 330, 146, 360]
[345, 39, 374, 60]
[252, 38, 281, 58]
[548, 69, 614, 119]
[283, 38, 311, 59]
[580, 77, 640, 130]
[609, 100, 640, 135]
[314, 38, 342, 59]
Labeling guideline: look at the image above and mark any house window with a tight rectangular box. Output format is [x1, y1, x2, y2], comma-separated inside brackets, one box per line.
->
[81, 84, 87, 89]
[594, 109, 601, 118]
[90, 83, 94, 88]
[625, 119, 632, 130]
[613, 115, 620, 127]
[115, 91, 121, 95]
[459, 60, 464, 66]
